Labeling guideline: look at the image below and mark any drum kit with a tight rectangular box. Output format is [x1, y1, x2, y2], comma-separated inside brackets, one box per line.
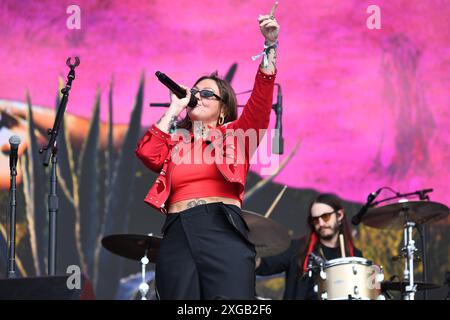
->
[101, 195, 449, 301]
[313, 193, 449, 300]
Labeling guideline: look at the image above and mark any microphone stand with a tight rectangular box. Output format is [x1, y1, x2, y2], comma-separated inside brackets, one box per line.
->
[272, 84, 284, 154]
[40, 57, 80, 275]
[6, 156, 18, 278]
[370, 188, 433, 207]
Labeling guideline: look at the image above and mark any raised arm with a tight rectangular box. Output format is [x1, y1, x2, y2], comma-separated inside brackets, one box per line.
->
[231, 3, 280, 138]
[258, 1, 279, 75]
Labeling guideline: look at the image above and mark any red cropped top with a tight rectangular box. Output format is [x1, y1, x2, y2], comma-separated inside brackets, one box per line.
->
[167, 140, 240, 205]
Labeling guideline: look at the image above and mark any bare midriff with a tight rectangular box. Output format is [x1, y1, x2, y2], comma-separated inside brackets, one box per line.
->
[167, 196, 241, 214]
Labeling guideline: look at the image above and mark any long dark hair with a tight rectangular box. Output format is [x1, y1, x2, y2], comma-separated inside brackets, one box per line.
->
[297, 193, 356, 276]
[176, 73, 238, 130]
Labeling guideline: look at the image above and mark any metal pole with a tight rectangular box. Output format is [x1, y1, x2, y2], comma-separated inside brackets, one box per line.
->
[405, 222, 417, 300]
[7, 165, 17, 278]
[48, 152, 58, 275]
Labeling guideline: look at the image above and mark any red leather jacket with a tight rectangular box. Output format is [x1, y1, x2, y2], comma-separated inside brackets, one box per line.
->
[135, 69, 276, 214]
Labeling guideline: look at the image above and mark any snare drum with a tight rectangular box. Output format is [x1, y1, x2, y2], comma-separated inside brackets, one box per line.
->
[317, 257, 384, 300]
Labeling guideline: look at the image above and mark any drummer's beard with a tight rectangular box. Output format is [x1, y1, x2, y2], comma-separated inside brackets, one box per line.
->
[318, 221, 341, 241]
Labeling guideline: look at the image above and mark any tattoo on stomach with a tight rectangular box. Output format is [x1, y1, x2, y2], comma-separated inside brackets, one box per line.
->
[186, 199, 207, 208]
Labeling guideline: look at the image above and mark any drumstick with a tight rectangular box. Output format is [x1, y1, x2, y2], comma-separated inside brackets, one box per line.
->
[264, 185, 288, 218]
[339, 234, 346, 257]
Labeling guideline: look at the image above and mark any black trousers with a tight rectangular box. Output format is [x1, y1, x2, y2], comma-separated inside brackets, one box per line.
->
[155, 202, 256, 300]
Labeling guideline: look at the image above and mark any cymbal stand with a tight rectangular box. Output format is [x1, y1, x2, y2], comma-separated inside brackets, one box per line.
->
[138, 250, 150, 300]
[401, 206, 418, 300]
[416, 190, 430, 300]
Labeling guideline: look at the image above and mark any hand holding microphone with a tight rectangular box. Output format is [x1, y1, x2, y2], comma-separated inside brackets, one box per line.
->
[153, 71, 199, 133]
[169, 84, 194, 114]
[155, 71, 198, 112]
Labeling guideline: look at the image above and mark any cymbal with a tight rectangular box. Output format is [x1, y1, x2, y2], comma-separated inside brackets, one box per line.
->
[101, 234, 162, 262]
[381, 281, 440, 292]
[362, 201, 449, 229]
[241, 210, 290, 258]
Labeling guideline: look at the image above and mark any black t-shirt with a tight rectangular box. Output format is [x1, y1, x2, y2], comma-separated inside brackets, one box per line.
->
[321, 243, 348, 260]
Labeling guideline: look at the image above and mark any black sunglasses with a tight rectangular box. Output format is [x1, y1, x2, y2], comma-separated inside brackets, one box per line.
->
[191, 88, 223, 101]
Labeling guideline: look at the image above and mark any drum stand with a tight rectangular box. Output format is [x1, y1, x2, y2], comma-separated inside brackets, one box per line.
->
[400, 208, 418, 300]
[138, 250, 150, 300]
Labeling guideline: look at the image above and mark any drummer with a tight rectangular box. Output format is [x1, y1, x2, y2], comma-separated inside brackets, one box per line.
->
[256, 193, 364, 300]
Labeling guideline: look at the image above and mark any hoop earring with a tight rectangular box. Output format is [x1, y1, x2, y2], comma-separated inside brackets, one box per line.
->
[218, 114, 225, 125]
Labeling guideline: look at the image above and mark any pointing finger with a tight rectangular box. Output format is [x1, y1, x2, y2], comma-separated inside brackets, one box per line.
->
[269, 1, 278, 19]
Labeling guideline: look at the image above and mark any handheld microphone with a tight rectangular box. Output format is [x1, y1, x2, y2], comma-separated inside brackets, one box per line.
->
[352, 188, 383, 225]
[8, 135, 21, 169]
[155, 71, 198, 108]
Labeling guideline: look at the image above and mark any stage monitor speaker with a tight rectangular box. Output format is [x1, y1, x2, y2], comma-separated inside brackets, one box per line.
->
[0, 274, 95, 300]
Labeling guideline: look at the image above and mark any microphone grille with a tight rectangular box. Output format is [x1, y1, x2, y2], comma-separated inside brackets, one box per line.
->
[9, 135, 21, 146]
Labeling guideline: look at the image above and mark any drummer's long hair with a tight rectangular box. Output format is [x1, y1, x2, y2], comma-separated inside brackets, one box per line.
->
[298, 193, 356, 276]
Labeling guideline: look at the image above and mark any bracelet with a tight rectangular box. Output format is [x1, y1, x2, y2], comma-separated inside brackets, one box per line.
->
[251, 40, 279, 68]
[264, 39, 278, 48]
